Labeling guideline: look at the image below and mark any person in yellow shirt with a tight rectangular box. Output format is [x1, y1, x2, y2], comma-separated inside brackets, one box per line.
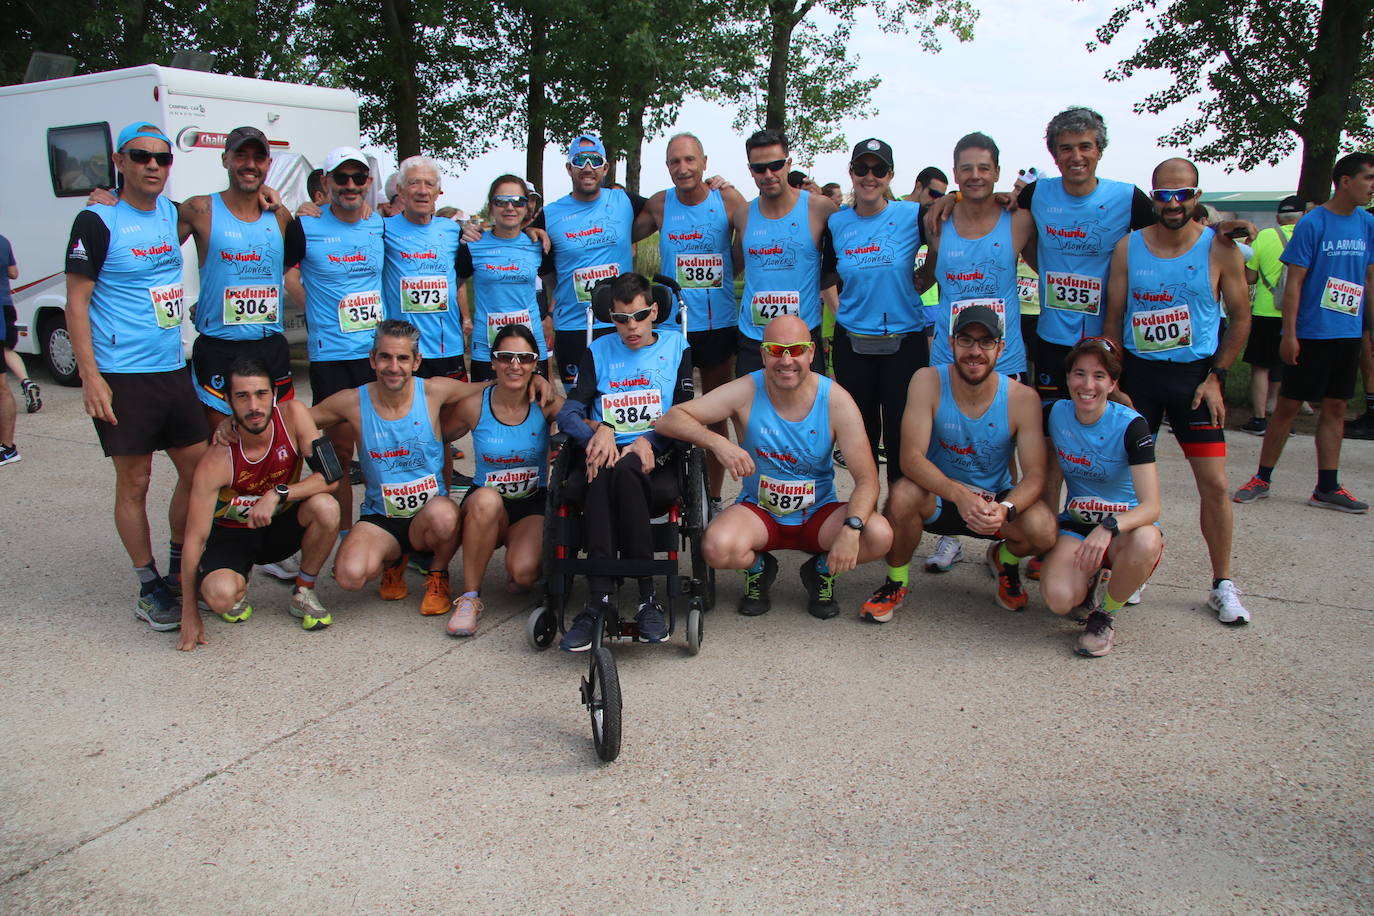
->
[1240, 196, 1305, 434]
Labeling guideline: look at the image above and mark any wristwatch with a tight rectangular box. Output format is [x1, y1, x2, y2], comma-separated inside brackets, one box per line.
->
[274, 484, 290, 501]
[1208, 366, 1228, 385]
[844, 515, 865, 532]
[999, 500, 1018, 522]
[1100, 515, 1120, 537]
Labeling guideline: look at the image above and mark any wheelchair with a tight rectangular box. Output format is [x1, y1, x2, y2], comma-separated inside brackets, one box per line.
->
[525, 274, 717, 762]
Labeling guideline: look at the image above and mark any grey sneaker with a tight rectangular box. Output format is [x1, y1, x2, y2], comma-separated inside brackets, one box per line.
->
[135, 579, 181, 631]
[259, 553, 300, 580]
[1308, 487, 1369, 514]
[924, 535, 963, 572]
[21, 379, 41, 414]
[1232, 476, 1270, 504]
[289, 586, 332, 630]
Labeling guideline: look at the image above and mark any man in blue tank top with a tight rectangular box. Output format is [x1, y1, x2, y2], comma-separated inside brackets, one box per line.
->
[730, 129, 838, 376]
[1234, 152, 1374, 514]
[865, 307, 1056, 622]
[634, 132, 746, 510]
[658, 314, 893, 620]
[554, 274, 695, 650]
[1104, 157, 1254, 625]
[283, 146, 386, 538]
[64, 121, 211, 633]
[182, 127, 296, 425]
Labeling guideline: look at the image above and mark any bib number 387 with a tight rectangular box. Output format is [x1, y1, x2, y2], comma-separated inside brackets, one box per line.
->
[758, 475, 816, 517]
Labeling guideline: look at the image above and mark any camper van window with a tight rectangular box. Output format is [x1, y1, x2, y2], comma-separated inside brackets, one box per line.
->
[48, 123, 115, 198]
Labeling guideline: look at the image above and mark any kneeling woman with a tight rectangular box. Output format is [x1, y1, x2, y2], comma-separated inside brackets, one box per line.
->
[1041, 338, 1163, 658]
[445, 325, 561, 636]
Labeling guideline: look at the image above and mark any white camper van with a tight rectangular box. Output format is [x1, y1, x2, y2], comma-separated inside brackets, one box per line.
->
[0, 65, 361, 384]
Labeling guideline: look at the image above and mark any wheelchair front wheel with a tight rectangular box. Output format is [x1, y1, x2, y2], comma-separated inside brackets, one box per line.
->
[587, 647, 622, 762]
[526, 604, 557, 651]
[685, 603, 703, 655]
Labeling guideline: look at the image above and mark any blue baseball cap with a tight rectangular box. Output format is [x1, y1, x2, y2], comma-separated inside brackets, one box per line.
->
[566, 134, 607, 163]
[116, 121, 172, 152]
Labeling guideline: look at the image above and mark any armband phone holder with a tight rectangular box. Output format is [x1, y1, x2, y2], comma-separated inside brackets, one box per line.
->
[307, 435, 344, 483]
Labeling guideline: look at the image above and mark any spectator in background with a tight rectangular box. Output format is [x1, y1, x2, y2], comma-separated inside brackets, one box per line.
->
[379, 172, 402, 217]
[1240, 196, 1304, 435]
[306, 168, 327, 207]
[821, 182, 844, 207]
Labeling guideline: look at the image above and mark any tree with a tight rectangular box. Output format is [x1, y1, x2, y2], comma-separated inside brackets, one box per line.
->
[1089, 0, 1374, 203]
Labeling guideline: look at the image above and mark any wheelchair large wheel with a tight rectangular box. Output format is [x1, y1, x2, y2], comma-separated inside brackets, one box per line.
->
[525, 604, 557, 651]
[541, 445, 576, 617]
[587, 647, 622, 762]
[683, 448, 717, 610]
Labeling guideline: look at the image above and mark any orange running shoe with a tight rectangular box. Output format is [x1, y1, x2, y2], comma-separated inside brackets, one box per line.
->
[420, 570, 451, 615]
[379, 555, 409, 601]
[1024, 555, 1043, 581]
[986, 540, 1028, 611]
[860, 578, 907, 623]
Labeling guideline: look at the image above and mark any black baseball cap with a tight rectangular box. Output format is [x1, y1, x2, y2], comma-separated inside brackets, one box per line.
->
[851, 138, 894, 168]
[952, 305, 1004, 338]
[225, 126, 269, 154]
[1277, 195, 1305, 215]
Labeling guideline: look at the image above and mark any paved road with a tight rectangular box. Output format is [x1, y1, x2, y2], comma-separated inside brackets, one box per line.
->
[2, 375, 1371, 914]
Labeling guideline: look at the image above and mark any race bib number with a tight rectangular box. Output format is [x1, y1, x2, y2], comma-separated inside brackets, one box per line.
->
[601, 389, 663, 434]
[338, 290, 382, 333]
[149, 283, 185, 329]
[220, 492, 261, 525]
[964, 485, 995, 502]
[758, 475, 816, 517]
[222, 284, 279, 325]
[751, 291, 801, 326]
[1044, 271, 1102, 315]
[1131, 305, 1193, 353]
[400, 276, 449, 313]
[574, 263, 619, 302]
[1017, 275, 1038, 307]
[483, 466, 539, 499]
[1066, 496, 1132, 526]
[1321, 277, 1363, 316]
[952, 298, 1006, 333]
[486, 309, 533, 347]
[676, 253, 724, 290]
[382, 474, 440, 518]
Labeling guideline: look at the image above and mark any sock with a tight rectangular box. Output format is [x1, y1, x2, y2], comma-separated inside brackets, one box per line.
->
[296, 571, 317, 591]
[135, 562, 160, 587]
[168, 541, 183, 576]
[814, 553, 831, 576]
[1212, 577, 1229, 591]
[1256, 465, 1274, 484]
[462, 590, 479, 599]
[998, 543, 1019, 567]
[637, 577, 655, 601]
[887, 563, 910, 587]
[1317, 469, 1339, 493]
[1103, 592, 1126, 614]
[746, 554, 765, 574]
[427, 567, 448, 578]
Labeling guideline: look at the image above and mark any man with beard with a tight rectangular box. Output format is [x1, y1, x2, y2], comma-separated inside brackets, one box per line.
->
[176, 359, 341, 649]
[656, 314, 892, 620]
[1103, 157, 1253, 624]
[874, 306, 1056, 621]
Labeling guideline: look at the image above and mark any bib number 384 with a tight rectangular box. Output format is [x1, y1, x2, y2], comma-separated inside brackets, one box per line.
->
[601, 390, 663, 434]
[758, 475, 816, 517]
[382, 474, 440, 518]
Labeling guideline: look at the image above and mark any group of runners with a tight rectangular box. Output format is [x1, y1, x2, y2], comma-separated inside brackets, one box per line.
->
[55, 106, 1374, 658]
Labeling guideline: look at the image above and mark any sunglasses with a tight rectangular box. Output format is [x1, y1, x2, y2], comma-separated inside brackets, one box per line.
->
[332, 170, 370, 187]
[851, 162, 890, 179]
[1150, 187, 1200, 203]
[927, 188, 946, 200]
[761, 340, 814, 358]
[610, 306, 654, 324]
[491, 195, 529, 209]
[570, 152, 606, 169]
[492, 350, 538, 364]
[1079, 336, 1117, 352]
[123, 148, 174, 167]
[954, 334, 1000, 351]
[749, 159, 788, 175]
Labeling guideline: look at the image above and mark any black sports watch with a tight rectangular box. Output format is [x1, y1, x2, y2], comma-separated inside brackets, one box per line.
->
[1100, 515, 1120, 537]
[844, 515, 865, 532]
[1208, 366, 1228, 385]
[274, 484, 290, 501]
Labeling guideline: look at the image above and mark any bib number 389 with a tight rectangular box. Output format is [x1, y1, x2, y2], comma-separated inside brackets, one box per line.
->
[382, 475, 440, 518]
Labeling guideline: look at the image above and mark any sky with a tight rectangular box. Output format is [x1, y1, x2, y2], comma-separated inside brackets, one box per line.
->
[364, 0, 1304, 214]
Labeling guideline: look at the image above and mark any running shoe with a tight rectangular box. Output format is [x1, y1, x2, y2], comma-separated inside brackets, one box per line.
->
[737, 552, 778, 616]
[21, 379, 41, 414]
[420, 570, 452, 615]
[1207, 579, 1250, 626]
[923, 536, 963, 572]
[986, 541, 1028, 611]
[259, 553, 300, 581]
[220, 598, 253, 623]
[379, 555, 409, 600]
[832, 447, 847, 470]
[800, 555, 838, 619]
[348, 460, 363, 485]
[446, 593, 483, 636]
[560, 607, 600, 652]
[1126, 583, 1145, 606]
[1024, 555, 1043, 581]
[876, 444, 887, 464]
[709, 497, 723, 518]
[1344, 412, 1374, 440]
[1308, 487, 1369, 513]
[1075, 610, 1115, 657]
[1239, 416, 1267, 436]
[135, 578, 181, 631]
[1232, 476, 1270, 504]
[860, 578, 907, 623]
[635, 595, 668, 643]
[0, 444, 20, 466]
[289, 585, 332, 630]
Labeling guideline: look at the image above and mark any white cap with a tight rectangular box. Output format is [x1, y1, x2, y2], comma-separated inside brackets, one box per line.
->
[322, 146, 368, 173]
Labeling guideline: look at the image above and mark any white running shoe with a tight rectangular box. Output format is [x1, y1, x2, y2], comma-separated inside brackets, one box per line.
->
[923, 536, 963, 573]
[259, 553, 301, 581]
[1126, 584, 1145, 606]
[1207, 580, 1250, 626]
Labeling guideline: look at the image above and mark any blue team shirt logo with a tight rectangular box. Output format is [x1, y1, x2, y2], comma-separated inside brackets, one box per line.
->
[747, 233, 798, 270]
[218, 244, 275, 278]
[367, 438, 428, 473]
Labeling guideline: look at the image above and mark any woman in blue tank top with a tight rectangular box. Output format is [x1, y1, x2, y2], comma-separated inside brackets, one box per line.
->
[443, 324, 560, 636]
[1040, 338, 1163, 658]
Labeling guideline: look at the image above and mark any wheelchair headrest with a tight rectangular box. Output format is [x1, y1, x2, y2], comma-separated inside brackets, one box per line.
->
[590, 278, 674, 326]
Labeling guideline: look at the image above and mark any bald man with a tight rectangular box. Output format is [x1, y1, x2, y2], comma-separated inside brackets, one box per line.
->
[657, 315, 892, 620]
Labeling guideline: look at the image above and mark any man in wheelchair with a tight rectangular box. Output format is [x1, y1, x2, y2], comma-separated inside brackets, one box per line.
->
[553, 273, 694, 651]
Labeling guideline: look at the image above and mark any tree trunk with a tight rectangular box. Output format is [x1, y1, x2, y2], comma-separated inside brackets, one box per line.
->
[1295, 0, 1374, 203]
[624, 103, 646, 196]
[525, 6, 547, 195]
[764, 1, 797, 131]
[380, 0, 422, 160]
